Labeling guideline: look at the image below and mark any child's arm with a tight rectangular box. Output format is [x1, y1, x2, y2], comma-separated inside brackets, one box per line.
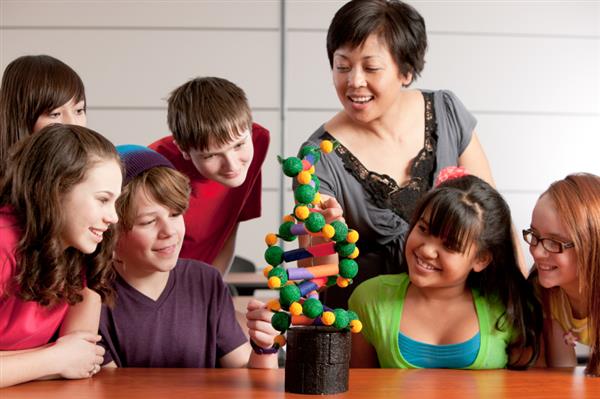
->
[219, 299, 278, 369]
[0, 332, 104, 388]
[59, 287, 102, 335]
[212, 224, 238, 275]
[544, 318, 577, 367]
[350, 331, 379, 368]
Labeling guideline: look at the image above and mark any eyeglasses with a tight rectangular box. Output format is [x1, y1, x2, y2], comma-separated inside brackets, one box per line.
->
[522, 229, 574, 254]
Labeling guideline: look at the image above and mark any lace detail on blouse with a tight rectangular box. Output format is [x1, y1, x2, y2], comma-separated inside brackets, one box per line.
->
[325, 92, 438, 221]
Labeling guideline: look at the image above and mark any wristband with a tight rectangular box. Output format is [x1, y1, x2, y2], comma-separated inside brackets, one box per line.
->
[250, 339, 279, 355]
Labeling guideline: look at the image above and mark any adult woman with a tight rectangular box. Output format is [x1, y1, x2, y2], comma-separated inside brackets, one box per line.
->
[299, 0, 495, 308]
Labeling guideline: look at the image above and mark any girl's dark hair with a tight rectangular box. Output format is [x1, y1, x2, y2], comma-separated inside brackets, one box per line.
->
[0, 55, 86, 170]
[408, 175, 543, 369]
[327, 0, 427, 86]
[0, 124, 120, 306]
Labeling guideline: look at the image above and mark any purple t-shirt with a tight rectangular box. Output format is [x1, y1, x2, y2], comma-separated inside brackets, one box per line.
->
[99, 258, 246, 367]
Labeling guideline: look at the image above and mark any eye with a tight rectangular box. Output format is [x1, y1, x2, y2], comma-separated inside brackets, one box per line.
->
[139, 219, 156, 226]
[417, 223, 428, 234]
[202, 154, 215, 160]
[365, 67, 380, 72]
[234, 141, 246, 150]
[48, 111, 61, 118]
[335, 65, 350, 72]
[76, 107, 86, 115]
[97, 197, 109, 204]
[170, 212, 182, 218]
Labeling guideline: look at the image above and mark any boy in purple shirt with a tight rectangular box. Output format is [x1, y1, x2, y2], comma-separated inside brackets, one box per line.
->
[99, 146, 278, 368]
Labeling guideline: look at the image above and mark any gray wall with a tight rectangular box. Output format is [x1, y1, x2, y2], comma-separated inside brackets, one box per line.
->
[2, 0, 599, 269]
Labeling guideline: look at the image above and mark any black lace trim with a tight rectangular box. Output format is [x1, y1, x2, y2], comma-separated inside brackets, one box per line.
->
[325, 91, 438, 221]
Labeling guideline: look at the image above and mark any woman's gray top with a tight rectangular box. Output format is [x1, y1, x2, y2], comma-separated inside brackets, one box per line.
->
[297, 90, 476, 308]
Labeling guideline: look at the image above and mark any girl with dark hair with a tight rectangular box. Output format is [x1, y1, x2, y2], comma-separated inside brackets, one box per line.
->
[526, 173, 600, 376]
[0, 124, 122, 387]
[349, 174, 542, 369]
[0, 54, 87, 170]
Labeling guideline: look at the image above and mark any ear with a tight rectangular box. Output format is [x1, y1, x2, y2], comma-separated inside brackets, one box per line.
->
[472, 250, 492, 273]
[399, 71, 413, 88]
[173, 140, 191, 160]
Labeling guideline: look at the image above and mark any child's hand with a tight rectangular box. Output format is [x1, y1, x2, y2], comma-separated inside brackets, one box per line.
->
[314, 193, 344, 224]
[51, 332, 105, 379]
[246, 299, 278, 349]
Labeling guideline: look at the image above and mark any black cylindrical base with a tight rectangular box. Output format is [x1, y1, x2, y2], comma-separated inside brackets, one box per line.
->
[284, 326, 350, 395]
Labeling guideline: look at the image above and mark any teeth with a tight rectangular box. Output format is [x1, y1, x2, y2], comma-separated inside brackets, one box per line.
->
[90, 229, 103, 238]
[349, 96, 373, 104]
[416, 256, 437, 271]
[537, 264, 557, 271]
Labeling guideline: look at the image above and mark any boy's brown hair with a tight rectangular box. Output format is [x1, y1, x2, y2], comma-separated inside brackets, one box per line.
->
[167, 77, 252, 153]
[117, 167, 191, 232]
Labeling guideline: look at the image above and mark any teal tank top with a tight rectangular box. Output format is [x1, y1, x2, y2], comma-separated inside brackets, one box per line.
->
[398, 332, 481, 368]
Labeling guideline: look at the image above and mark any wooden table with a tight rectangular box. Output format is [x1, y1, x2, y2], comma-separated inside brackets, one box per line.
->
[3, 367, 598, 398]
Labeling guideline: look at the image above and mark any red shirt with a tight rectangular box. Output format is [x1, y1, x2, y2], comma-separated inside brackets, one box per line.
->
[149, 123, 269, 264]
[0, 207, 68, 350]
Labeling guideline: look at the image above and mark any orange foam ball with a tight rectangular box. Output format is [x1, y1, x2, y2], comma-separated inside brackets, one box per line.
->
[268, 276, 282, 289]
[266, 299, 281, 311]
[289, 302, 303, 316]
[295, 206, 310, 220]
[321, 224, 335, 239]
[312, 192, 321, 205]
[274, 334, 287, 347]
[350, 319, 363, 333]
[348, 247, 360, 259]
[265, 233, 278, 246]
[320, 140, 334, 153]
[346, 229, 359, 244]
[262, 265, 274, 278]
[282, 214, 295, 223]
[321, 311, 335, 326]
[336, 276, 350, 288]
[297, 171, 312, 185]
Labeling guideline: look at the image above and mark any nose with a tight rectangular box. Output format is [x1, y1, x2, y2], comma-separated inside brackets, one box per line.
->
[222, 151, 240, 172]
[158, 219, 177, 238]
[529, 241, 548, 259]
[105, 206, 119, 225]
[347, 67, 366, 88]
[419, 241, 438, 260]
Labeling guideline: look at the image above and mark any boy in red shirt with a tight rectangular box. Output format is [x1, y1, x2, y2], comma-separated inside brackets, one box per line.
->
[150, 77, 269, 275]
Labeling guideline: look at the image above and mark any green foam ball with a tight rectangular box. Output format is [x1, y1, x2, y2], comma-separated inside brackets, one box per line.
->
[271, 311, 291, 332]
[332, 308, 350, 329]
[304, 212, 326, 233]
[339, 258, 358, 279]
[294, 184, 315, 204]
[299, 146, 321, 164]
[346, 310, 359, 322]
[278, 221, 296, 242]
[302, 298, 323, 319]
[268, 266, 288, 285]
[264, 245, 284, 266]
[279, 284, 301, 308]
[282, 157, 303, 177]
[311, 175, 321, 192]
[335, 241, 356, 258]
[330, 220, 348, 242]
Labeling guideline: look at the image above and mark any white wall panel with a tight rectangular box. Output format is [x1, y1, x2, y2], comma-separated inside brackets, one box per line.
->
[287, 1, 599, 37]
[1, 30, 281, 108]
[478, 114, 600, 192]
[287, 31, 600, 114]
[2, 0, 279, 29]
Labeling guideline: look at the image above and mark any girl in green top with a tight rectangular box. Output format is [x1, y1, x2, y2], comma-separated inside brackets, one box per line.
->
[349, 173, 542, 369]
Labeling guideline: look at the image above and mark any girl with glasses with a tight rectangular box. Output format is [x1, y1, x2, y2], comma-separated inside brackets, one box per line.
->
[526, 173, 600, 376]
